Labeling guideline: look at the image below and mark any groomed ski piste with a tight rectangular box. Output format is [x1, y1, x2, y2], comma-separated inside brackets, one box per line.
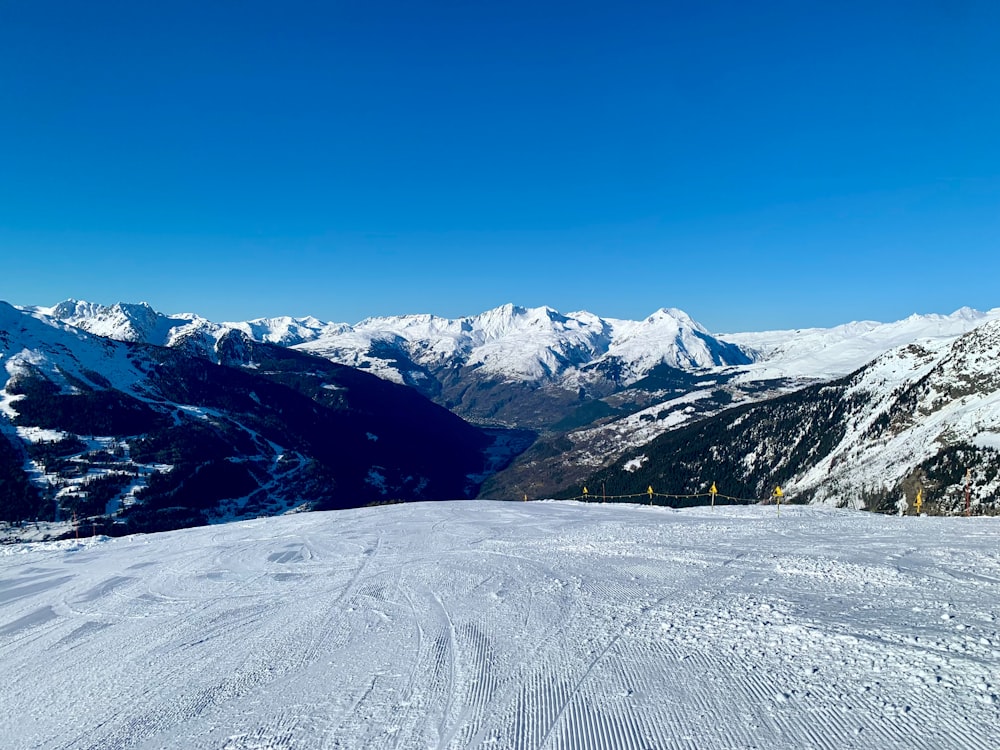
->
[2, 501, 999, 749]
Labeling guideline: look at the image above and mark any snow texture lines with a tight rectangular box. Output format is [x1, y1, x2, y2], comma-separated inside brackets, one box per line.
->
[1, 502, 999, 749]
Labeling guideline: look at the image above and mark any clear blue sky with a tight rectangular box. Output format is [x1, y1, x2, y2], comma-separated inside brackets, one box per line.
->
[2, 0, 999, 331]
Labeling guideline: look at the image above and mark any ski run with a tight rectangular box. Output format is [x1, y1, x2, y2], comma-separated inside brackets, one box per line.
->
[2, 501, 999, 749]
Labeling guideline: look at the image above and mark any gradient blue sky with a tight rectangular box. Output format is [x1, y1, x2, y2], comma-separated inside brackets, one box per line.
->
[2, 0, 999, 332]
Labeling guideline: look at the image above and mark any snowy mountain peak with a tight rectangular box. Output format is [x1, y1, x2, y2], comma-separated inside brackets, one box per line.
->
[644, 307, 703, 331]
[904, 306, 982, 324]
[108, 302, 160, 339]
[35, 298, 202, 346]
[47, 298, 97, 319]
[600, 307, 751, 376]
[950, 305, 982, 321]
[471, 303, 535, 339]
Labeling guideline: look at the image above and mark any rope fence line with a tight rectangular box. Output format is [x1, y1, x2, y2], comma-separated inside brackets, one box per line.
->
[570, 492, 758, 503]
[544, 482, 997, 516]
[554, 483, 786, 506]
[566, 493, 761, 503]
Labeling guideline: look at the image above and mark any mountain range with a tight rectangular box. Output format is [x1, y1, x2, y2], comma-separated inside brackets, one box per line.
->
[37, 300, 752, 428]
[4, 298, 1000, 538]
[0, 302, 508, 537]
[39, 298, 997, 393]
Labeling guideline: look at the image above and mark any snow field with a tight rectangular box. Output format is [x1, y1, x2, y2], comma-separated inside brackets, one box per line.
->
[1, 501, 998, 749]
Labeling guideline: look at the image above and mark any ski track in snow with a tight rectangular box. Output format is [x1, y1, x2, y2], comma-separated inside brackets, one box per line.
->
[1, 502, 999, 750]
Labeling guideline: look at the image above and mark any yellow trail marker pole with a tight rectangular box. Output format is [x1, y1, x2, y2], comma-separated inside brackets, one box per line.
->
[710, 481, 718, 508]
[915, 487, 923, 515]
[647, 486, 654, 505]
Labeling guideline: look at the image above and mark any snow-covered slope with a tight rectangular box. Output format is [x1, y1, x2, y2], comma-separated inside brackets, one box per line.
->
[0, 301, 150, 406]
[2, 500, 998, 749]
[721, 306, 1000, 381]
[798, 318, 1000, 506]
[584, 319, 1000, 512]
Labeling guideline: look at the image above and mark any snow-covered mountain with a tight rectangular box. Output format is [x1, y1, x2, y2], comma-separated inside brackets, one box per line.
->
[40, 298, 1000, 400]
[38, 300, 749, 380]
[33, 300, 751, 426]
[17, 297, 1000, 512]
[479, 306, 1000, 500]
[32, 300, 339, 354]
[579, 319, 1000, 513]
[720, 306, 1000, 381]
[0, 302, 500, 536]
[300, 303, 751, 384]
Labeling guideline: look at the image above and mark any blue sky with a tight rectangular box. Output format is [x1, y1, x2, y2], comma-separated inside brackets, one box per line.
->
[2, 1, 998, 332]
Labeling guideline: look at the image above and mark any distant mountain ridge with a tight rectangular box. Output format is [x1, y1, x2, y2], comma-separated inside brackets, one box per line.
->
[33, 298, 1000, 430]
[38, 299, 1000, 384]
[35, 300, 334, 350]
[36, 299, 750, 379]
[33, 300, 752, 428]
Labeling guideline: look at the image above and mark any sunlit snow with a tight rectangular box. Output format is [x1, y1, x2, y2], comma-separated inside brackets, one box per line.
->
[2, 501, 998, 749]
[721, 306, 1000, 382]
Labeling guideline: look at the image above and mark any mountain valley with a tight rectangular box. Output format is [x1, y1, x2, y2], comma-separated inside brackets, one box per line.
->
[3, 298, 1000, 539]
[0, 303, 507, 537]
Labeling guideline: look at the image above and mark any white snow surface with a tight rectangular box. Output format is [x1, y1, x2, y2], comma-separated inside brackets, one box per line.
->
[721, 306, 1000, 382]
[28, 299, 345, 361]
[2, 501, 998, 750]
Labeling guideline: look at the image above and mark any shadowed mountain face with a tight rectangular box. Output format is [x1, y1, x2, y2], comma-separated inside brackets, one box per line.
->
[1, 303, 501, 537]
